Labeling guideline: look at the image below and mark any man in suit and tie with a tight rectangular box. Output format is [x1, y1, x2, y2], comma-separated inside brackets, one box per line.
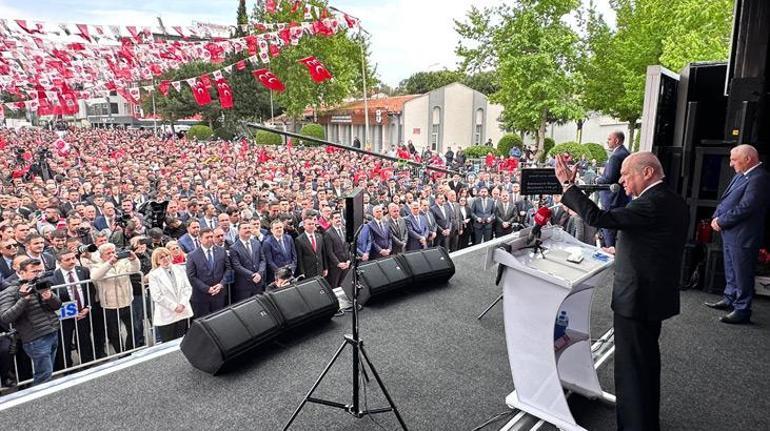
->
[229, 223, 266, 302]
[421, 199, 438, 247]
[595, 130, 631, 247]
[323, 212, 350, 289]
[471, 187, 495, 244]
[53, 250, 96, 369]
[262, 220, 297, 284]
[494, 191, 517, 237]
[295, 216, 327, 279]
[199, 204, 218, 230]
[431, 194, 452, 249]
[23, 233, 56, 271]
[368, 205, 392, 259]
[405, 202, 430, 251]
[178, 220, 201, 254]
[385, 203, 409, 255]
[93, 202, 118, 232]
[185, 228, 230, 318]
[707, 144, 770, 324]
[0, 239, 17, 280]
[445, 190, 462, 252]
[556, 152, 688, 431]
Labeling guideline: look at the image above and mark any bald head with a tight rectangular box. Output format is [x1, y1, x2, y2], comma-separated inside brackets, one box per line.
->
[729, 144, 760, 174]
[623, 152, 664, 180]
[619, 152, 665, 197]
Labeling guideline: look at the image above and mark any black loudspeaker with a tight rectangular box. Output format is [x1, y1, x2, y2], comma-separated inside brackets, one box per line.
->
[396, 247, 455, 285]
[342, 255, 414, 306]
[344, 188, 364, 243]
[264, 277, 339, 330]
[180, 295, 283, 374]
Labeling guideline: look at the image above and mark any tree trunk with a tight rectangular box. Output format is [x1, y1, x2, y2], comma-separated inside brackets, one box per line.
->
[627, 117, 637, 151]
[576, 119, 584, 144]
[536, 109, 547, 161]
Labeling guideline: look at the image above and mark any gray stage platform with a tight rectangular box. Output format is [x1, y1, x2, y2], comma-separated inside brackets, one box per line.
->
[0, 246, 768, 430]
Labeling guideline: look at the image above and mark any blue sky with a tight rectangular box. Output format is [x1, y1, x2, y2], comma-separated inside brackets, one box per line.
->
[0, 0, 614, 87]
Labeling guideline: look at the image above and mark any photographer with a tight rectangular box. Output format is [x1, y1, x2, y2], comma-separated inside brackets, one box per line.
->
[0, 258, 62, 385]
[266, 266, 294, 292]
[88, 243, 140, 354]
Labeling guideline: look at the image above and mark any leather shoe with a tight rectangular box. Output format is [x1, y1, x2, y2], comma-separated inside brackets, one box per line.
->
[705, 299, 732, 311]
[720, 310, 751, 325]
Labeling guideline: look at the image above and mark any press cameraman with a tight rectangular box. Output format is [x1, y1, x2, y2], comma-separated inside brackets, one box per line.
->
[266, 266, 294, 292]
[0, 258, 62, 385]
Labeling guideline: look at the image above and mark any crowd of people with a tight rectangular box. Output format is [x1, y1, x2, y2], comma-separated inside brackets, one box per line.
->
[0, 125, 609, 389]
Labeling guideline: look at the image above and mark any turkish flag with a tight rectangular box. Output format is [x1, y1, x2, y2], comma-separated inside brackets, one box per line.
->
[245, 35, 258, 55]
[266, 0, 277, 13]
[298, 56, 333, 83]
[216, 78, 234, 109]
[190, 79, 212, 106]
[199, 74, 212, 89]
[235, 60, 247, 71]
[252, 69, 286, 92]
[158, 80, 171, 96]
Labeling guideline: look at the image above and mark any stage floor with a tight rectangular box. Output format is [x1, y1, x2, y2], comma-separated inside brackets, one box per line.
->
[0, 246, 768, 430]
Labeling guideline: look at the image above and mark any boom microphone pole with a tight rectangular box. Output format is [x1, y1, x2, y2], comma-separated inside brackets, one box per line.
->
[243, 122, 459, 176]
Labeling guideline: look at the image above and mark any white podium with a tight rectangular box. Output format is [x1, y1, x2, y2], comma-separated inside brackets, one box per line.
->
[492, 227, 615, 431]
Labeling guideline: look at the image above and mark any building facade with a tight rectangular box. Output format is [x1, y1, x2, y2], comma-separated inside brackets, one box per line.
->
[402, 82, 506, 153]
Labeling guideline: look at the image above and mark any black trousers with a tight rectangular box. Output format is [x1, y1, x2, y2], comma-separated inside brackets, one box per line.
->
[473, 224, 493, 244]
[104, 306, 135, 354]
[156, 320, 188, 342]
[191, 296, 226, 319]
[56, 318, 94, 370]
[613, 313, 662, 431]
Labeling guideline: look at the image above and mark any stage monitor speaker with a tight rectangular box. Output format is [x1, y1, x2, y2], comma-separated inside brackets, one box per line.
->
[341, 255, 414, 306]
[396, 247, 455, 285]
[344, 188, 364, 243]
[264, 277, 339, 330]
[180, 295, 283, 375]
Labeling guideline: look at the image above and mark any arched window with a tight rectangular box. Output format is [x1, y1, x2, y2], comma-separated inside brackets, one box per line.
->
[474, 108, 484, 145]
[431, 107, 441, 151]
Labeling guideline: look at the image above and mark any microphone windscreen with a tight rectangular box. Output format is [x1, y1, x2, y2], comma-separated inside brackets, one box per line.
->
[533, 206, 552, 226]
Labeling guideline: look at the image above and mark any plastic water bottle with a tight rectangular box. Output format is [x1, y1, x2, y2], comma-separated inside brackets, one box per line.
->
[554, 310, 569, 340]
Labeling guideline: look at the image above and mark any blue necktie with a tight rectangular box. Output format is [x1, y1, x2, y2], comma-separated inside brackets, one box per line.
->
[207, 248, 214, 269]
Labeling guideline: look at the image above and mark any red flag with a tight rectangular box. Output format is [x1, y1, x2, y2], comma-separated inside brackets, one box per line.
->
[190, 79, 212, 106]
[266, 0, 277, 13]
[245, 35, 258, 55]
[158, 80, 171, 96]
[215, 78, 234, 109]
[199, 74, 212, 89]
[76, 24, 91, 42]
[252, 69, 285, 92]
[235, 60, 247, 71]
[298, 56, 333, 83]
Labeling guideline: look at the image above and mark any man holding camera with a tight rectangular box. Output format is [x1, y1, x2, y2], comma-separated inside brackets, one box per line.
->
[0, 258, 62, 385]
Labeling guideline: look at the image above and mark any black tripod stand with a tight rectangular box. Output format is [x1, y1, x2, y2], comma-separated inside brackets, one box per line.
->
[282, 228, 408, 430]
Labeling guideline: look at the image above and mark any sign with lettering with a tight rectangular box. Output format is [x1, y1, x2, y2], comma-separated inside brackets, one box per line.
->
[520, 168, 562, 195]
[330, 115, 352, 123]
[59, 301, 78, 320]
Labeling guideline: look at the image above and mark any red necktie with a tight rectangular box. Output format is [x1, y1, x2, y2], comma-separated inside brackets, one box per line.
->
[310, 234, 316, 252]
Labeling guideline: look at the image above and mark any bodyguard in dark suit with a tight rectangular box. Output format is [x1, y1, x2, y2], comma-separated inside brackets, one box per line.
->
[52, 250, 96, 369]
[0, 239, 17, 280]
[178, 220, 201, 254]
[421, 199, 438, 247]
[445, 191, 462, 252]
[595, 131, 631, 247]
[262, 220, 297, 284]
[385, 204, 409, 255]
[556, 152, 688, 431]
[470, 187, 495, 243]
[295, 217, 326, 279]
[494, 192, 517, 237]
[324, 213, 350, 289]
[229, 224, 266, 302]
[431, 194, 452, 249]
[405, 202, 429, 251]
[708, 145, 770, 324]
[185, 228, 229, 318]
[368, 205, 392, 259]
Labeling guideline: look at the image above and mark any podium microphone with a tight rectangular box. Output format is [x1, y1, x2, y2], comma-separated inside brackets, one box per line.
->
[527, 206, 552, 245]
[575, 183, 621, 194]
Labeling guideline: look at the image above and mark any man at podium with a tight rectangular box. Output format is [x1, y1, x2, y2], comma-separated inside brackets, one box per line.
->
[555, 152, 689, 431]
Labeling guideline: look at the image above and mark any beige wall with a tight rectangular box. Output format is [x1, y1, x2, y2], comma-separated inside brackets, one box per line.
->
[403, 95, 429, 149]
[485, 103, 506, 149]
[442, 84, 474, 152]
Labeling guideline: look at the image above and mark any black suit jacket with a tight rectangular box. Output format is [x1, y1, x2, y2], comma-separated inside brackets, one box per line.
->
[0, 257, 13, 280]
[52, 266, 97, 307]
[295, 232, 325, 278]
[186, 246, 230, 303]
[561, 183, 689, 320]
[323, 228, 349, 267]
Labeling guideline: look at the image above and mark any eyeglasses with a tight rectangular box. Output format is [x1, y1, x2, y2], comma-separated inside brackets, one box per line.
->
[4, 244, 18, 249]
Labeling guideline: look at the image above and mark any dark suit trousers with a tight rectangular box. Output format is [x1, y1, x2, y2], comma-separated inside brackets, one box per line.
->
[326, 266, 350, 289]
[474, 224, 492, 244]
[57, 318, 94, 369]
[232, 284, 263, 303]
[191, 295, 227, 319]
[722, 243, 758, 314]
[614, 313, 662, 431]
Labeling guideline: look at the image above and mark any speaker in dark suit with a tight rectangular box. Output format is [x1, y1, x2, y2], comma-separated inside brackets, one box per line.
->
[710, 146, 770, 323]
[295, 222, 326, 279]
[52, 254, 98, 369]
[557, 152, 688, 431]
[262, 222, 297, 284]
[185, 229, 231, 318]
[323, 217, 350, 289]
[595, 133, 631, 247]
[229, 227, 266, 303]
[368, 206, 392, 259]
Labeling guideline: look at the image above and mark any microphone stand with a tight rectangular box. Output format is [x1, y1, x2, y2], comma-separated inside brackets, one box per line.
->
[282, 225, 408, 430]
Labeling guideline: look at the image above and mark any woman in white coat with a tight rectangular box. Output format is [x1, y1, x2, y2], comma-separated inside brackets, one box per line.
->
[148, 247, 193, 342]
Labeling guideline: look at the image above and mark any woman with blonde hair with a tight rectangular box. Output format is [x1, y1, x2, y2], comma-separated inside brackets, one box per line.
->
[147, 247, 193, 342]
[166, 240, 187, 265]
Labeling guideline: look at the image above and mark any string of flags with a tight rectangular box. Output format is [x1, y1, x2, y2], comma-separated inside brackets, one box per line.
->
[0, 1, 360, 115]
